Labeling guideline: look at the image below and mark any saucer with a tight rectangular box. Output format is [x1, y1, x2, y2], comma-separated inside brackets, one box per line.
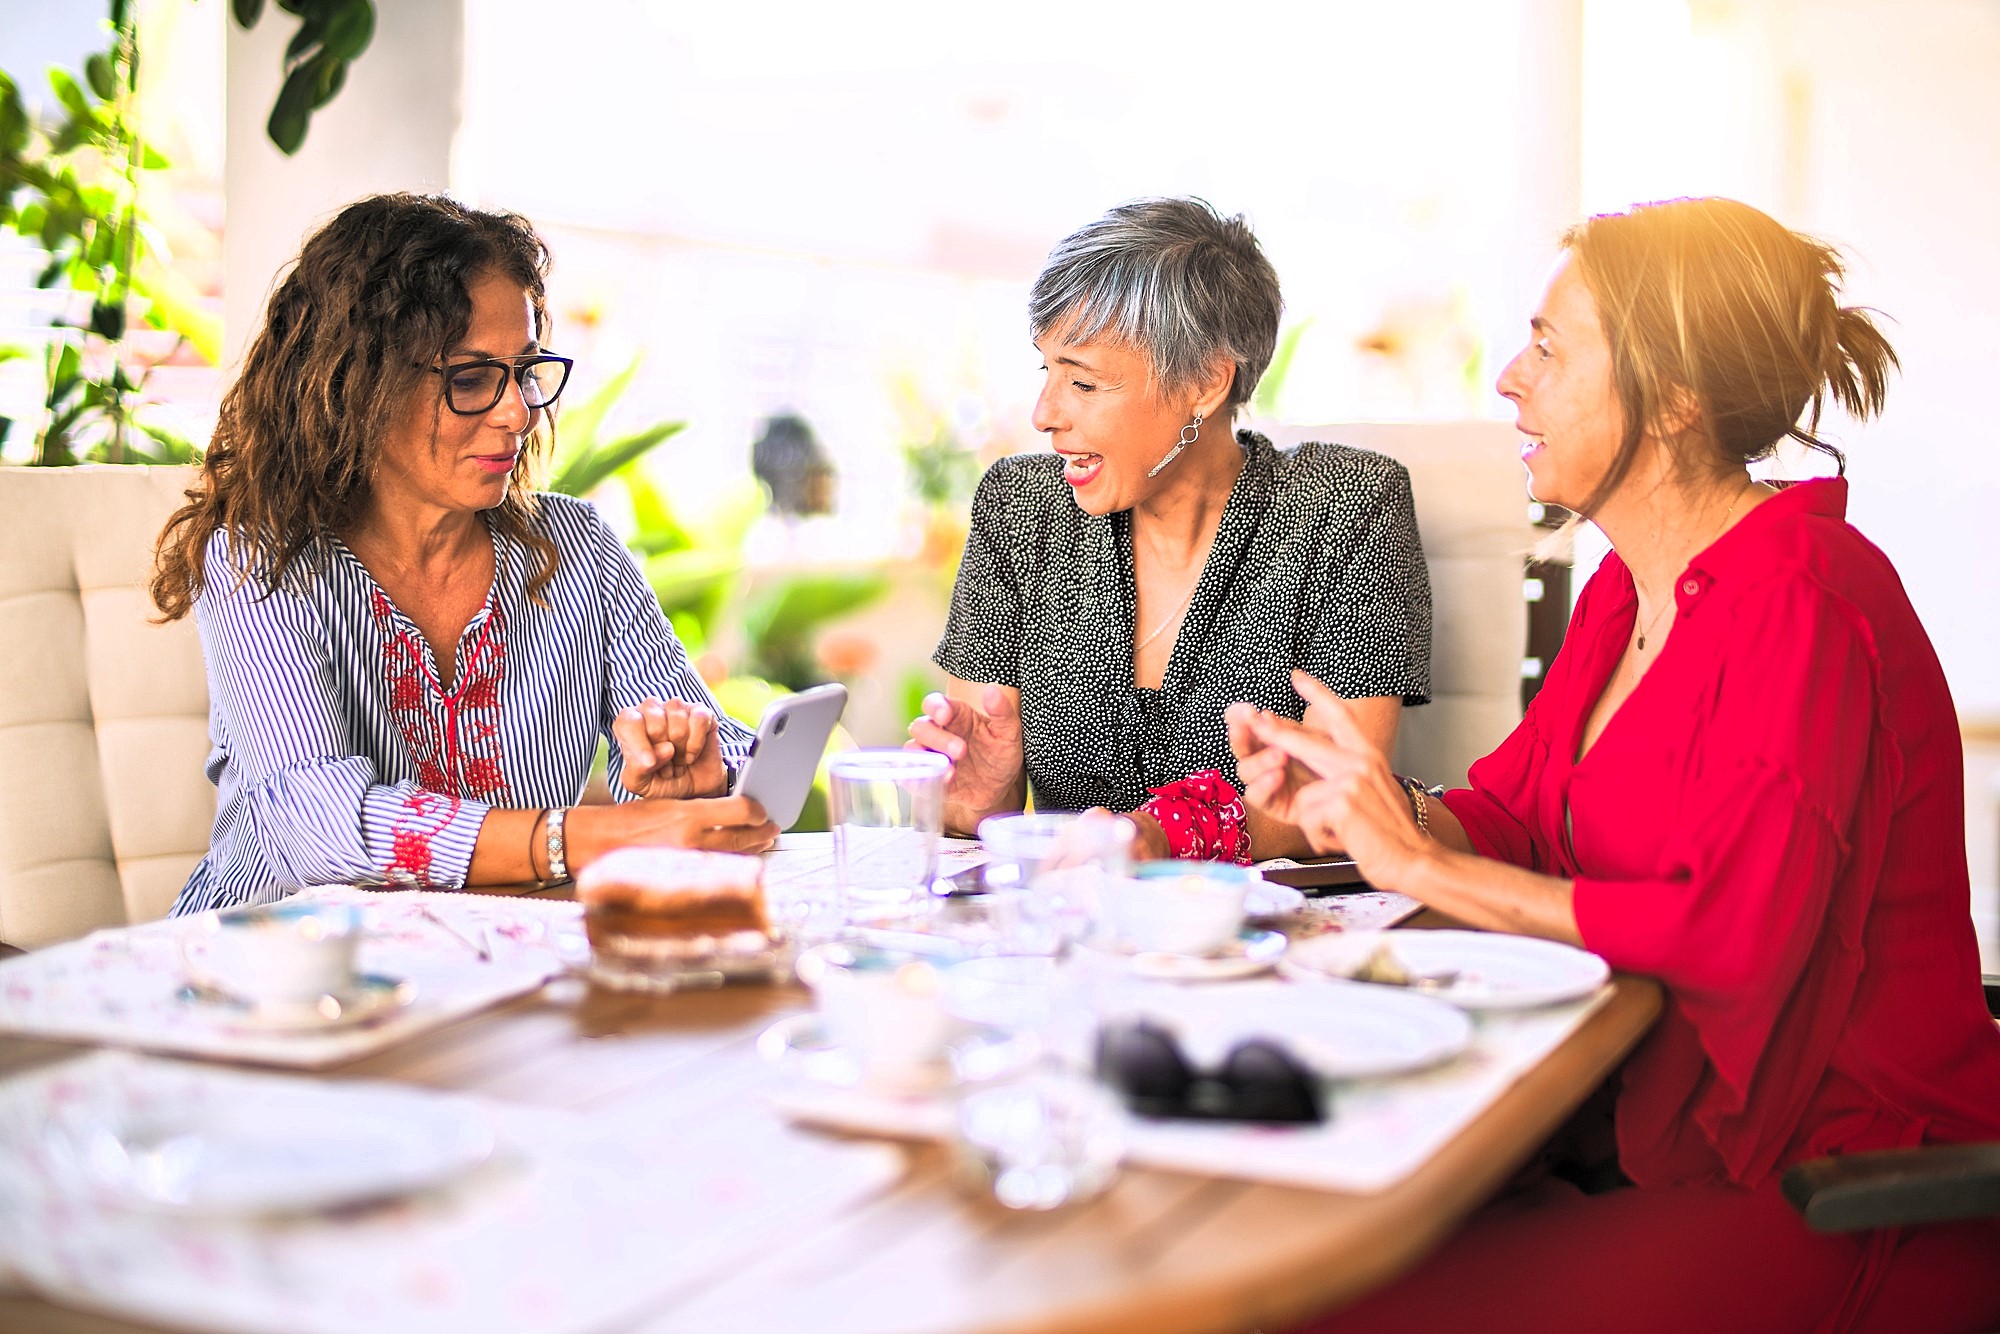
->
[1081, 927, 1288, 982]
[179, 973, 415, 1033]
[756, 1013, 1038, 1093]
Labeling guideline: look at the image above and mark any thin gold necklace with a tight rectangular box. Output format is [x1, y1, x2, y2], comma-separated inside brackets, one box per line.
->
[1136, 578, 1200, 652]
[1634, 478, 1758, 652]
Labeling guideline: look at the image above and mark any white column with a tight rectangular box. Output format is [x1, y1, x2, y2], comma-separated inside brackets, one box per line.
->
[221, 0, 465, 369]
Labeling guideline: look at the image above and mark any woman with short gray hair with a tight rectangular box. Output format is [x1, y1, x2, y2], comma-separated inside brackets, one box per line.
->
[910, 197, 1431, 861]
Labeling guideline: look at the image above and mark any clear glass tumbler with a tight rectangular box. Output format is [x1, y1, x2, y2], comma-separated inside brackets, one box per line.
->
[977, 812, 1136, 955]
[829, 749, 949, 911]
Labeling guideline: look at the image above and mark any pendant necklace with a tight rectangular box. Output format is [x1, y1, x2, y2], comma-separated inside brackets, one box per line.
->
[1634, 478, 1758, 652]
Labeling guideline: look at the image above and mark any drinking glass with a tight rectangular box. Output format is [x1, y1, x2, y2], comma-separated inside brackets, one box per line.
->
[830, 750, 949, 911]
[977, 812, 1136, 955]
[955, 1071, 1125, 1211]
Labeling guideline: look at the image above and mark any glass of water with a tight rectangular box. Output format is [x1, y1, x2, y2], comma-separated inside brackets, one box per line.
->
[977, 812, 1136, 955]
[829, 749, 949, 913]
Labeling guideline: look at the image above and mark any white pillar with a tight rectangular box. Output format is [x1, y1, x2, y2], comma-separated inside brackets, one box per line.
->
[221, 0, 464, 369]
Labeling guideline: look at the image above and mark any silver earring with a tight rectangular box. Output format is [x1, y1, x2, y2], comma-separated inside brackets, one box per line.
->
[1147, 411, 1203, 478]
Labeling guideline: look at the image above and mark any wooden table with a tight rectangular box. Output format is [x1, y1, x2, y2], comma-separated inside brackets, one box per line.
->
[0, 846, 1661, 1334]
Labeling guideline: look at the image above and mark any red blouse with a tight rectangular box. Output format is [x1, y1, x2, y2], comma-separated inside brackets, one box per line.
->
[1442, 479, 2000, 1190]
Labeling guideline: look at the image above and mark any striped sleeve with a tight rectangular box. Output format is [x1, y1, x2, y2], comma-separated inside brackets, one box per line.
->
[195, 533, 490, 891]
[580, 504, 756, 801]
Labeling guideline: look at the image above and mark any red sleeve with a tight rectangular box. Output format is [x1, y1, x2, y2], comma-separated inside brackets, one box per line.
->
[1438, 702, 1554, 871]
[1572, 575, 1889, 1179]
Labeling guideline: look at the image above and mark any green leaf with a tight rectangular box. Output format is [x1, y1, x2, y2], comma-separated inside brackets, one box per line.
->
[84, 54, 117, 102]
[740, 572, 891, 660]
[310, 55, 347, 111]
[132, 269, 223, 364]
[1252, 318, 1316, 419]
[551, 356, 641, 465]
[644, 548, 740, 613]
[284, 13, 327, 64]
[548, 420, 685, 498]
[47, 68, 93, 120]
[267, 64, 318, 154]
[620, 468, 693, 554]
[320, 1, 376, 61]
[88, 300, 125, 341]
[139, 142, 170, 170]
[231, 0, 266, 27]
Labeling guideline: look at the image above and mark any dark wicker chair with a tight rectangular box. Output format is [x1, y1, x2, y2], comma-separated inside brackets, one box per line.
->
[1781, 975, 2000, 1231]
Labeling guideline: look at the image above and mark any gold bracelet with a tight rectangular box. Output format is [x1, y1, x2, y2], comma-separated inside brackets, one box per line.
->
[1396, 775, 1432, 838]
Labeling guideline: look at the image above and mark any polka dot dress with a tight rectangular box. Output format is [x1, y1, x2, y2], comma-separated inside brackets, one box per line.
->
[933, 430, 1433, 815]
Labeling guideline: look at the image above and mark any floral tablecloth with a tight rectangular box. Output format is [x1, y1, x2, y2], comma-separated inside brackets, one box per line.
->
[0, 889, 581, 1067]
[0, 1051, 902, 1334]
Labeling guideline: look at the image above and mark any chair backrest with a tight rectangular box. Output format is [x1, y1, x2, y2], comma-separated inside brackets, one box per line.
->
[0, 465, 212, 948]
[1254, 422, 1544, 789]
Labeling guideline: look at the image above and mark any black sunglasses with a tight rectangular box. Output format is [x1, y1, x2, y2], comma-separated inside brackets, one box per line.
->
[1095, 1019, 1326, 1124]
[430, 353, 575, 416]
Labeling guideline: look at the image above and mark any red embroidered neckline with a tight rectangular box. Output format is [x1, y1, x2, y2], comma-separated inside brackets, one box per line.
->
[370, 590, 510, 885]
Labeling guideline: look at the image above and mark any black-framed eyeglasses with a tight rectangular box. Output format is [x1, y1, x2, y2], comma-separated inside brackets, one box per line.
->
[430, 353, 574, 416]
[1096, 1019, 1326, 1124]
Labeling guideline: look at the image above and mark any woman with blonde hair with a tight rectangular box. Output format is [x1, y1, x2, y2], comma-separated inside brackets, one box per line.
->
[1232, 197, 2000, 1331]
[155, 194, 775, 912]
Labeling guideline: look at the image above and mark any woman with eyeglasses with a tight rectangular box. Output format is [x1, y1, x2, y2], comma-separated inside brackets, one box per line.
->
[1231, 198, 2000, 1331]
[153, 193, 775, 913]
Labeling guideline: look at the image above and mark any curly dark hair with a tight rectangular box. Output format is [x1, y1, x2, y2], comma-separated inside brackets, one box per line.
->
[152, 193, 561, 620]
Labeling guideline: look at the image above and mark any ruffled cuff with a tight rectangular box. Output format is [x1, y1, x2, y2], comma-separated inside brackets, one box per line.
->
[1137, 769, 1253, 863]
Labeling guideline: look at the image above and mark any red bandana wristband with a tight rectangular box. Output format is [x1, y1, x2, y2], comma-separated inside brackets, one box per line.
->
[1137, 768, 1253, 864]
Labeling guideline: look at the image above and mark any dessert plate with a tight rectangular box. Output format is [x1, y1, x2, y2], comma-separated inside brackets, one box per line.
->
[1281, 930, 1610, 1011]
[65, 1082, 495, 1216]
[1080, 927, 1288, 982]
[756, 1013, 1038, 1093]
[1104, 978, 1472, 1079]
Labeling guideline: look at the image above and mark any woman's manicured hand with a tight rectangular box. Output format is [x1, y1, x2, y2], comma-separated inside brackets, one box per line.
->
[614, 697, 729, 799]
[1229, 670, 1431, 886]
[569, 794, 779, 867]
[906, 684, 1024, 833]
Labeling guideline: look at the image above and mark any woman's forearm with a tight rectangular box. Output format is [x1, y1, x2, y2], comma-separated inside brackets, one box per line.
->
[467, 807, 553, 885]
[1395, 839, 1581, 945]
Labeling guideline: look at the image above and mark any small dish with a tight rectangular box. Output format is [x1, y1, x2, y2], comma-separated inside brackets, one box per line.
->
[1280, 930, 1610, 1011]
[62, 1083, 494, 1216]
[178, 973, 415, 1033]
[1081, 927, 1288, 982]
[756, 1012, 1038, 1093]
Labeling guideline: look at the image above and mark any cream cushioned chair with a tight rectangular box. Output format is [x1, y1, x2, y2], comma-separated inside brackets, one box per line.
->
[1255, 422, 1546, 790]
[0, 465, 213, 948]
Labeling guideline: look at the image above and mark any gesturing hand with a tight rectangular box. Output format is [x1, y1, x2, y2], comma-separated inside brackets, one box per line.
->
[906, 684, 1024, 834]
[1229, 670, 1432, 888]
[614, 697, 730, 800]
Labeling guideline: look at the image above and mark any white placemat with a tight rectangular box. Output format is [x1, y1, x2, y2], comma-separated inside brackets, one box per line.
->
[0, 889, 581, 1068]
[762, 833, 1421, 935]
[0, 1051, 902, 1334]
[770, 985, 1612, 1195]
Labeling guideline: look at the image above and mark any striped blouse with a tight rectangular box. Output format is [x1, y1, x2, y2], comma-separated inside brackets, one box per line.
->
[172, 493, 754, 914]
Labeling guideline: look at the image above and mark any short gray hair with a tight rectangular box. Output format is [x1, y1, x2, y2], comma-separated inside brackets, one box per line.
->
[1029, 197, 1282, 415]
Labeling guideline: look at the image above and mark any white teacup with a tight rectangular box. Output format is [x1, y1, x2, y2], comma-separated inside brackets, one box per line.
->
[184, 901, 365, 1006]
[1098, 864, 1253, 957]
[797, 942, 955, 1076]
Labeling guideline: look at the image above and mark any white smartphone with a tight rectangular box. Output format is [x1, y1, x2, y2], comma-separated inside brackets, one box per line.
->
[732, 683, 849, 831]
